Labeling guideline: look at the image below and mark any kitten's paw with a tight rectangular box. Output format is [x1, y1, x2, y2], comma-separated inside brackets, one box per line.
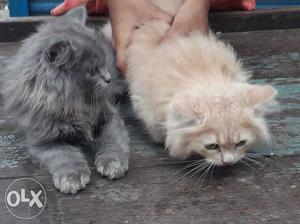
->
[95, 153, 129, 180]
[53, 168, 91, 194]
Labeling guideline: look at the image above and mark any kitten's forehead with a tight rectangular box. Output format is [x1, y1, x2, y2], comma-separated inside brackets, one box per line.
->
[201, 125, 254, 145]
[201, 132, 217, 144]
[41, 22, 104, 59]
[40, 15, 97, 43]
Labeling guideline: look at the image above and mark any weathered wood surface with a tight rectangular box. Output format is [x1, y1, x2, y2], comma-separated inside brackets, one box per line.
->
[210, 7, 300, 33]
[1, 7, 300, 42]
[222, 29, 300, 156]
[0, 29, 299, 223]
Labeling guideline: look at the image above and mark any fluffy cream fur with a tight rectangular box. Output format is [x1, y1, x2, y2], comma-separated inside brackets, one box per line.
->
[124, 0, 277, 165]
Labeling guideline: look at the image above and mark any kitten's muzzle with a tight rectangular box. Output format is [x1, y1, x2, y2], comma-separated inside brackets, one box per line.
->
[100, 68, 111, 83]
[221, 152, 236, 166]
[221, 161, 235, 166]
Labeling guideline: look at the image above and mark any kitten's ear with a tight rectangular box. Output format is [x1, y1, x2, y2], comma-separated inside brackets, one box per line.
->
[247, 85, 277, 115]
[168, 103, 204, 130]
[65, 6, 87, 24]
[44, 39, 75, 67]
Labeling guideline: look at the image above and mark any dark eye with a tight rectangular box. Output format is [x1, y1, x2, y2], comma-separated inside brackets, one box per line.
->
[89, 68, 98, 77]
[236, 140, 247, 147]
[205, 144, 220, 151]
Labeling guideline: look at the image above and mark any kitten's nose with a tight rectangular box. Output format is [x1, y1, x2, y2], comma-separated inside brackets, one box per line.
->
[100, 68, 111, 83]
[221, 153, 235, 165]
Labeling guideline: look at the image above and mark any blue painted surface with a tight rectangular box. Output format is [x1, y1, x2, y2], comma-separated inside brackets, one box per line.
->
[257, 0, 300, 9]
[8, 0, 29, 17]
[30, 0, 63, 15]
[8, 0, 62, 16]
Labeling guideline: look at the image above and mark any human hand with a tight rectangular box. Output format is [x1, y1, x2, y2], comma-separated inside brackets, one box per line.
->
[51, 0, 106, 16]
[107, 0, 173, 74]
[162, 0, 210, 42]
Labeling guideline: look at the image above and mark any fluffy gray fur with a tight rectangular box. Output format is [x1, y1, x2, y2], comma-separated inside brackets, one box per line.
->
[0, 7, 130, 194]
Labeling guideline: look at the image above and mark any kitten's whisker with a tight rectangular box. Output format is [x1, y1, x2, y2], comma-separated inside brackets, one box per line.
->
[181, 163, 209, 181]
[179, 163, 209, 186]
[246, 153, 272, 159]
[241, 159, 259, 174]
[246, 153, 283, 170]
[175, 163, 208, 184]
[240, 160, 248, 169]
[246, 153, 269, 160]
[204, 164, 213, 181]
[186, 163, 210, 187]
[210, 164, 215, 184]
[195, 163, 213, 186]
[176, 163, 206, 184]
[243, 156, 264, 167]
[174, 160, 205, 171]
[160, 159, 203, 165]
[265, 157, 283, 170]
[170, 160, 206, 179]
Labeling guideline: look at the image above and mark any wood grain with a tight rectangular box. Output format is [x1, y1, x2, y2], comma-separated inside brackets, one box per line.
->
[0, 7, 300, 42]
[0, 25, 299, 224]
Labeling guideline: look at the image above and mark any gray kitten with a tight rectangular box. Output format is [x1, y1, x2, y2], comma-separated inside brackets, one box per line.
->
[0, 7, 130, 194]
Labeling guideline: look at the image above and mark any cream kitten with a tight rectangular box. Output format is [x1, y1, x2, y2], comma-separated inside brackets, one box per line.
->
[116, 0, 277, 166]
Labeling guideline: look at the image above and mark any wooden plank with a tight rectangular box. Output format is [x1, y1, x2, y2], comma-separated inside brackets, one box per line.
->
[209, 7, 300, 33]
[1, 7, 300, 42]
[0, 155, 298, 224]
[221, 28, 300, 61]
[0, 28, 299, 224]
[0, 16, 106, 42]
[1, 29, 299, 158]
[221, 29, 300, 156]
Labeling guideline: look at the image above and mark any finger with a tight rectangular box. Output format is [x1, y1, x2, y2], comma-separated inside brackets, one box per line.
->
[51, 0, 89, 16]
[116, 49, 128, 75]
[114, 27, 132, 74]
[51, 2, 68, 16]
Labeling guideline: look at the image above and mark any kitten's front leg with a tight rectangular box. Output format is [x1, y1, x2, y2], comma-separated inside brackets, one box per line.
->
[29, 145, 90, 194]
[94, 106, 130, 180]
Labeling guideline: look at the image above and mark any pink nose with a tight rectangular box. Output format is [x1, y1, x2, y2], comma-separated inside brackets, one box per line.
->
[221, 153, 235, 165]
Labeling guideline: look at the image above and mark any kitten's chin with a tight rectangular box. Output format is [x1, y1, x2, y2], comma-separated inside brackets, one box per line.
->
[206, 156, 242, 166]
[206, 159, 235, 166]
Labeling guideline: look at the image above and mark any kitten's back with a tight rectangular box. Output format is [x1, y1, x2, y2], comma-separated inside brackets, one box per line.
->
[124, 0, 251, 138]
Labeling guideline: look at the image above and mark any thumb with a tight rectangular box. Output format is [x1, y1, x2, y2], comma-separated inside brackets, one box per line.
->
[114, 27, 132, 75]
[116, 46, 128, 75]
[51, 2, 68, 16]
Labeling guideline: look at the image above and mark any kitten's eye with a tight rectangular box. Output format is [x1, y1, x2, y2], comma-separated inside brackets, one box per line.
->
[89, 68, 98, 77]
[205, 144, 220, 151]
[236, 140, 247, 147]
[48, 50, 58, 63]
